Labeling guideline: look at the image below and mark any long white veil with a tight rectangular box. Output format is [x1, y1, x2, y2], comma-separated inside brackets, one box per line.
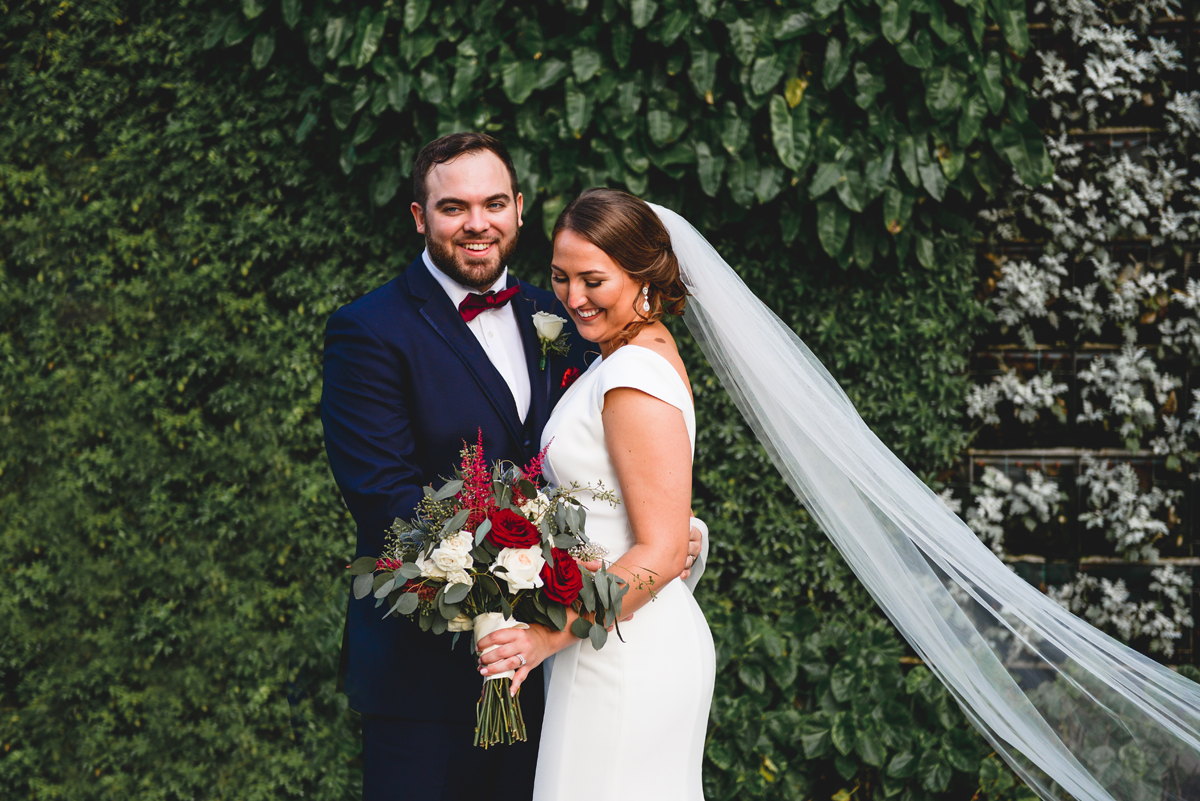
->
[650, 203, 1200, 801]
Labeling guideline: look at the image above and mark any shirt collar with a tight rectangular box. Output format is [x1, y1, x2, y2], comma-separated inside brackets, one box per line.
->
[422, 248, 510, 309]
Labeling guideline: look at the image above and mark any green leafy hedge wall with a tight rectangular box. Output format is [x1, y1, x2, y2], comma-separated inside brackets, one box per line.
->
[1, 0, 1036, 798]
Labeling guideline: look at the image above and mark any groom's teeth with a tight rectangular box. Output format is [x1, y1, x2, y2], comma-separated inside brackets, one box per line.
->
[462, 243, 491, 251]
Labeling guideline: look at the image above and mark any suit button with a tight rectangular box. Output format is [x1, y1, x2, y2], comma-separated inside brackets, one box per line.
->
[524, 439, 531, 446]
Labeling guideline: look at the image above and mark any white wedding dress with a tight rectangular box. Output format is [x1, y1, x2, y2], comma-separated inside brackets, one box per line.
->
[534, 344, 716, 801]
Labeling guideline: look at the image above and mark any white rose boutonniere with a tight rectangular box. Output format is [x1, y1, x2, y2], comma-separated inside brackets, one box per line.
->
[489, 546, 546, 593]
[532, 311, 570, 369]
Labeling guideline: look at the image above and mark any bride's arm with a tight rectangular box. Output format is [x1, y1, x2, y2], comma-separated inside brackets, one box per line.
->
[598, 386, 693, 615]
[477, 386, 691, 693]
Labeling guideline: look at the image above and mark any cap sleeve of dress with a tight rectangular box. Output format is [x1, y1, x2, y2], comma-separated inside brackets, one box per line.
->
[593, 345, 695, 447]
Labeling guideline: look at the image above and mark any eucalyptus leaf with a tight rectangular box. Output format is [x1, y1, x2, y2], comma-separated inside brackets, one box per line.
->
[399, 562, 423, 579]
[578, 571, 596, 612]
[387, 591, 420, 618]
[431, 479, 464, 502]
[546, 602, 567, 631]
[348, 556, 377, 576]
[474, 518, 492, 545]
[353, 573, 374, 600]
[571, 616, 592, 639]
[589, 621, 608, 650]
[443, 582, 471, 604]
[373, 578, 396, 599]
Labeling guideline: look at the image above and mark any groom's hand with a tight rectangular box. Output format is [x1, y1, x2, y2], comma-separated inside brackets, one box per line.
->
[680, 520, 703, 581]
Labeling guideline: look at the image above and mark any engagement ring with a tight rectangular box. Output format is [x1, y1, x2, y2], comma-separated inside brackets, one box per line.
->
[517, 654, 527, 667]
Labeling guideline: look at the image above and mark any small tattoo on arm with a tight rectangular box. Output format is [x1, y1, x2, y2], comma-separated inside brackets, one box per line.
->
[654, 337, 665, 343]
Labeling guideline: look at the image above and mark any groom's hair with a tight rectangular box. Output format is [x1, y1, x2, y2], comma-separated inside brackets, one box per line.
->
[412, 133, 520, 211]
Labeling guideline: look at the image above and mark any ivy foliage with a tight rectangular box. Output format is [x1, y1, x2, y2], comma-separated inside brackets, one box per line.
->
[0, 0, 1031, 799]
[221, 0, 1050, 269]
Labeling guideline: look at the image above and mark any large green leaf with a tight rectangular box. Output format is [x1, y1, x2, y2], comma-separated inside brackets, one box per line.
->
[611, 23, 633, 68]
[879, 0, 913, 44]
[992, 121, 1052, 186]
[896, 28, 933, 69]
[823, 37, 852, 89]
[727, 19, 757, 66]
[242, 0, 266, 20]
[721, 109, 750, 155]
[817, 199, 851, 257]
[775, 12, 813, 40]
[572, 48, 602, 83]
[565, 80, 592, 137]
[918, 751, 952, 793]
[630, 0, 659, 29]
[854, 60, 886, 109]
[689, 44, 719, 98]
[282, 0, 302, 29]
[502, 61, 538, 104]
[354, 10, 387, 70]
[770, 96, 810, 171]
[831, 710, 855, 755]
[928, 1, 962, 45]
[991, 0, 1031, 55]
[750, 54, 785, 96]
[856, 725, 888, 767]
[957, 91, 989, 146]
[251, 31, 275, 70]
[979, 50, 1005, 113]
[695, 141, 725, 197]
[324, 16, 351, 61]
[914, 135, 947, 200]
[898, 135, 919, 187]
[924, 64, 968, 119]
[404, 0, 431, 33]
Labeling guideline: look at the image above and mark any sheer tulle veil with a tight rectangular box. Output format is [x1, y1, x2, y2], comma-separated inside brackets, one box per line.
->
[649, 202, 1200, 801]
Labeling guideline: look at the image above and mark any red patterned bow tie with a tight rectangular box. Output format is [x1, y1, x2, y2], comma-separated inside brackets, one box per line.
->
[458, 286, 520, 323]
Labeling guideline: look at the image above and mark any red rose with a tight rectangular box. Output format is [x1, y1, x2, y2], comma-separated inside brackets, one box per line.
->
[540, 548, 583, 606]
[486, 508, 541, 549]
[561, 367, 581, 390]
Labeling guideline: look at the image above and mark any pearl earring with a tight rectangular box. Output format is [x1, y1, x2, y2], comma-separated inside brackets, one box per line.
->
[642, 285, 650, 313]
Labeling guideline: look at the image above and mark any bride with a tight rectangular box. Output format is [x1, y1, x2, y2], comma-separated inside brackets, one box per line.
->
[480, 187, 1200, 801]
[476, 188, 714, 800]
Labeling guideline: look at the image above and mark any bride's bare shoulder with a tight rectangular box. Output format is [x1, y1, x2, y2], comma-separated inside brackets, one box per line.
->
[626, 324, 692, 400]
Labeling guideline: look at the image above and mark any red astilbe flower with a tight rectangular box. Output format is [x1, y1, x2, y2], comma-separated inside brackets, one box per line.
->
[400, 580, 438, 602]
[376, 558, 403, 572]
[522, 441, 551, 486]
[458, 429, 496, 531]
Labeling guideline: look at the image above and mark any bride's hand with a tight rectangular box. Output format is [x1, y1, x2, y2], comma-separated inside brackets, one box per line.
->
[476, 624, 555, 695]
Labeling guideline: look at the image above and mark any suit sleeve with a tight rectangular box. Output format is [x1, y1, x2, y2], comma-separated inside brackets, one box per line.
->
[321, 307, 424, 557]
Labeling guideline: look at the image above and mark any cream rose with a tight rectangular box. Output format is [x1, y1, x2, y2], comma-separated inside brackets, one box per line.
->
[430, 532, 474, 573]
[519, 492, 552, 526]
[416, 553, 447, 580]
[445, 568, 474, 588]
[532, 311, 566, 341]
[490, 546, 546, 592]
[447, 614, 474, 632]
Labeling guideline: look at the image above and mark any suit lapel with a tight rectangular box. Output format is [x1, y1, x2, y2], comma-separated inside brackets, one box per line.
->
[510, 280, 551, 445]
[407, 262, 525, 448]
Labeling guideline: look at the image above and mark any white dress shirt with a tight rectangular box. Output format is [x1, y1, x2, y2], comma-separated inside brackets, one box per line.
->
[423, 249, 531, 423]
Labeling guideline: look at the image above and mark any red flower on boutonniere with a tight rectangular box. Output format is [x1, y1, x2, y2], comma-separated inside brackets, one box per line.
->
[561, 367, 581, 390]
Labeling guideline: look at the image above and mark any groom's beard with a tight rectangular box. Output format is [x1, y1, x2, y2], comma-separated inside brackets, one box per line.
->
[426, 229, 520, 291]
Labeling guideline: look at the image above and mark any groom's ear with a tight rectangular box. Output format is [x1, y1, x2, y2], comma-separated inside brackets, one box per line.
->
[411, 201, 427, 234]
[515, 192, 524, 228]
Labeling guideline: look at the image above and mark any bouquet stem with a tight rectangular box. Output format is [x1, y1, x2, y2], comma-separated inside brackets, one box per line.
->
[474, 679, 526, 748]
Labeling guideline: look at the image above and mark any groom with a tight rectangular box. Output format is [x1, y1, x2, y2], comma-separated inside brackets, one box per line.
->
[321, 132, 705, 800]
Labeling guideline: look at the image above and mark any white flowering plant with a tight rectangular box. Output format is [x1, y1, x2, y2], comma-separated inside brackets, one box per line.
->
[346, 431, 622, 747]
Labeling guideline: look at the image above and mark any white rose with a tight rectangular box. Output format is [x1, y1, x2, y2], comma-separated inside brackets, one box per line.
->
[532, 311, 567, 341]
[432, 544, 472, 573]
[416, 553, 447, 580]
[490, 546, 546, 593]
[447, 614, 474, 632]
[519, 492, 552, 525]
[446, 568, 474, 589]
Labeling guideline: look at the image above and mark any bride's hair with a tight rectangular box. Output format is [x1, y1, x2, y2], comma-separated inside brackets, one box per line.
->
[552, 188, 688, 348]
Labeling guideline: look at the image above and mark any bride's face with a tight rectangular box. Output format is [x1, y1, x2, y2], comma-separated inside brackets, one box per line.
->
[551, 228, 643, 354]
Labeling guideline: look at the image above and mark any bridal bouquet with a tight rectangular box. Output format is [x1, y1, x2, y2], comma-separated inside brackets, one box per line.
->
[348, 432, 627, 748]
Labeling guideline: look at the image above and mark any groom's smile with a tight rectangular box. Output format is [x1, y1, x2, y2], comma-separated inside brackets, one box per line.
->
[411, 149, 523, 291]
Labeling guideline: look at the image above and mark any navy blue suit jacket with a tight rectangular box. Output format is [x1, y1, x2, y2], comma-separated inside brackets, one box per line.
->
[321, 256, 588, 720]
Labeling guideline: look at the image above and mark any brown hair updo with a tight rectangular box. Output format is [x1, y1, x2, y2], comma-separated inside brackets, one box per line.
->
[552, 188, 688, 349]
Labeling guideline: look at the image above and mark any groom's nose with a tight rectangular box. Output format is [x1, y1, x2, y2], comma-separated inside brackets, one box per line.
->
[462, 206, 489, 234]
